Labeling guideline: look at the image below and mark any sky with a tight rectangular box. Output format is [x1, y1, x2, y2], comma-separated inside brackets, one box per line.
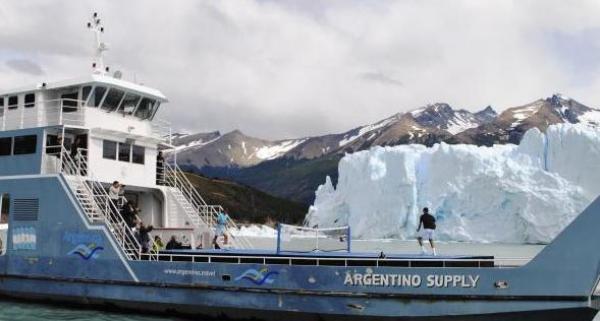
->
[2, 1, 600, 139]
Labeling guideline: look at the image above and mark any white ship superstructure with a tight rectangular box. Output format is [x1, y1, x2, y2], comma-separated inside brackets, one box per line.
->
[0, 13, 251, 256]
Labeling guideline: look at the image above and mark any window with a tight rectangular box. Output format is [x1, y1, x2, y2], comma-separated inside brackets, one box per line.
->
[13, 135, 37, 155]
[81, 86, 92, 106]
[24, 93, 35, 108]
[0, 97, 3, 117]
[7, 96, 18, 110]
[134, 98, 156, 119]
[90, 86, 107, 107]
[118, 142, 131, 162]
[102, 140, 117, 160]
[101, 88, 125, 111]
[131, 145, 145, 164]
[61, 88, 79, 109]
[119, 93, 141, 115]
[0, 137, 11, 156]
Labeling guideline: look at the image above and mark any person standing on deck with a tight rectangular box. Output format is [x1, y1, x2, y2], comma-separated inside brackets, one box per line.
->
[156, 151, 165, 185]
[213, 210, 230, 248]
[416, 207, 437, 256]
[109, 181, 125, 207]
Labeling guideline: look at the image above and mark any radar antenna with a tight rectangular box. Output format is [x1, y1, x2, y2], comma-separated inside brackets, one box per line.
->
[87, 12, 109, 75]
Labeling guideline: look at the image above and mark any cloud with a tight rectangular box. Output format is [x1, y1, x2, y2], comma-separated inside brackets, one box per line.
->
[359, 71, 403, 87]
[5, 59, 45, 75]
[1, 1, 600, 139]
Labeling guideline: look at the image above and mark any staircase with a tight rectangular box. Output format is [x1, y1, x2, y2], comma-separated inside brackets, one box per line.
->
[163, 163, 253, 249]
[59, 148, 143, 260]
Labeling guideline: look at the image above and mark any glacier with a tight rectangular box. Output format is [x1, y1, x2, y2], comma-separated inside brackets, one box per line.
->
[305, 124, 600, 244]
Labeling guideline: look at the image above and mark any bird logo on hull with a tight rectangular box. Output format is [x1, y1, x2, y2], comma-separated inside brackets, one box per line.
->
[235, 268, 279, 285]
[68, 243, 104, 260]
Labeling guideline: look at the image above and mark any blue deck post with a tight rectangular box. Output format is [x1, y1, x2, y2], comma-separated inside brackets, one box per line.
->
[347, 226, 351, 253]
[276, 223, 281, 254]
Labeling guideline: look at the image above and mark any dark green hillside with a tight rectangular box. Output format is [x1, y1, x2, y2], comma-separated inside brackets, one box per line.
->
[197, 154, 342, 205]
[184, 172, 308, 225]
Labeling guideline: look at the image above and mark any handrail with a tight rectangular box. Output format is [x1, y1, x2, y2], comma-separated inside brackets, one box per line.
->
[153, 251, 531, 268]
[0, 98, 85, 131]
[162, 162, 253, 249]
[60, 147, 143, 260]
[0, 98, 171, 142]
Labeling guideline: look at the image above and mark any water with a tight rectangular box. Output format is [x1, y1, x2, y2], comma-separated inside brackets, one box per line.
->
[0, 299, 182, 321]
[0, 238, 595, 320]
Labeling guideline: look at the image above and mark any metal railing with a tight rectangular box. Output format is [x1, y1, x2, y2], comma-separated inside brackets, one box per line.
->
[57, 147, 143, 260]
[150, 251, 531, 268]
[152, 118, 172, 143]
[0, 98, 172, 142]
[162, 162, 253, 249]
[0, 98, 84, 131]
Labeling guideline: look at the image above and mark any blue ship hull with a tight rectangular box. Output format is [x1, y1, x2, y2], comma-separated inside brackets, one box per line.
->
[0, 175, 599, 320]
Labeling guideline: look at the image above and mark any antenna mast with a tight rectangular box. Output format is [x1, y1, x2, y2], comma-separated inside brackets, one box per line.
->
[87, 12, 109, 75]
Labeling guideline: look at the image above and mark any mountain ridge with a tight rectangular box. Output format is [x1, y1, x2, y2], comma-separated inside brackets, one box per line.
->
[170, 94, 600, 204]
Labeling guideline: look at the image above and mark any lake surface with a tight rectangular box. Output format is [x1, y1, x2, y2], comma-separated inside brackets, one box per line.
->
[1, 238, 597, 321]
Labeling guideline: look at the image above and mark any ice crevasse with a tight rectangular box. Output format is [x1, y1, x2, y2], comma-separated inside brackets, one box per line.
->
[305, 124, 600, 244]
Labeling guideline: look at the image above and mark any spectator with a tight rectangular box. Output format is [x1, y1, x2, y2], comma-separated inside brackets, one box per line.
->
[166, 235, 182, 250]
[152, 235, 164, 253]
[109, 181, 121, 201]
[136, 221, 154, 253]
[213, 210, 230, 248]
[120, 200, 138, 228]
[156, 151, 165, 185]
[109, 181, 126, 207]
[70, 136, 81, 159]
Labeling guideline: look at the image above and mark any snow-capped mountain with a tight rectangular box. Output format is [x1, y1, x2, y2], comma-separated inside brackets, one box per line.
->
[171, 94, 600, 170]
[173, 130, 307, 169]
[454, 94, 600, 145]
[410, 103, 496, 135]
[170, 104, 496, 168]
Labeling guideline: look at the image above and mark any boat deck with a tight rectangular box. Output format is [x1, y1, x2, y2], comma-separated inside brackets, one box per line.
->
[153, 248, 497, 268]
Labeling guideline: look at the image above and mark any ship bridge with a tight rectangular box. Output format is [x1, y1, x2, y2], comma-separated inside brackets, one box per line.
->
[0, 13, 252, 259]
[0, 74, 170, 143]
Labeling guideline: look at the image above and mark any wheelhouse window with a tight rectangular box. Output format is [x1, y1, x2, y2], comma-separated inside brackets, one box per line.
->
[119, 93, 141, 115]
[89, 86, 107, 107]
[24, 93, 35, 108]
[7, 96, 18, 110]
[0, 138, 11, 156]
[13, 135, 37, 155]
[131, 145, 145, 164]
[61, 88, 79, 109]
[102, 140, 117, 160]
[0, 97, 4, 117]
[81, 86, 92, 106]
[118, 142, 131, 162]
[134, 98, 157, 120]
[101, 88, 125, 111]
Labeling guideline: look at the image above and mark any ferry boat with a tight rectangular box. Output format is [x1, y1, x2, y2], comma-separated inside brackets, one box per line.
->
[0, 13, 599, 321]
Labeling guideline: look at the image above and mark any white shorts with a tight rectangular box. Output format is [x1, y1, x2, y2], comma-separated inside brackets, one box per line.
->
[216, 225, 226, 236]
[419, 229, 435, 240]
